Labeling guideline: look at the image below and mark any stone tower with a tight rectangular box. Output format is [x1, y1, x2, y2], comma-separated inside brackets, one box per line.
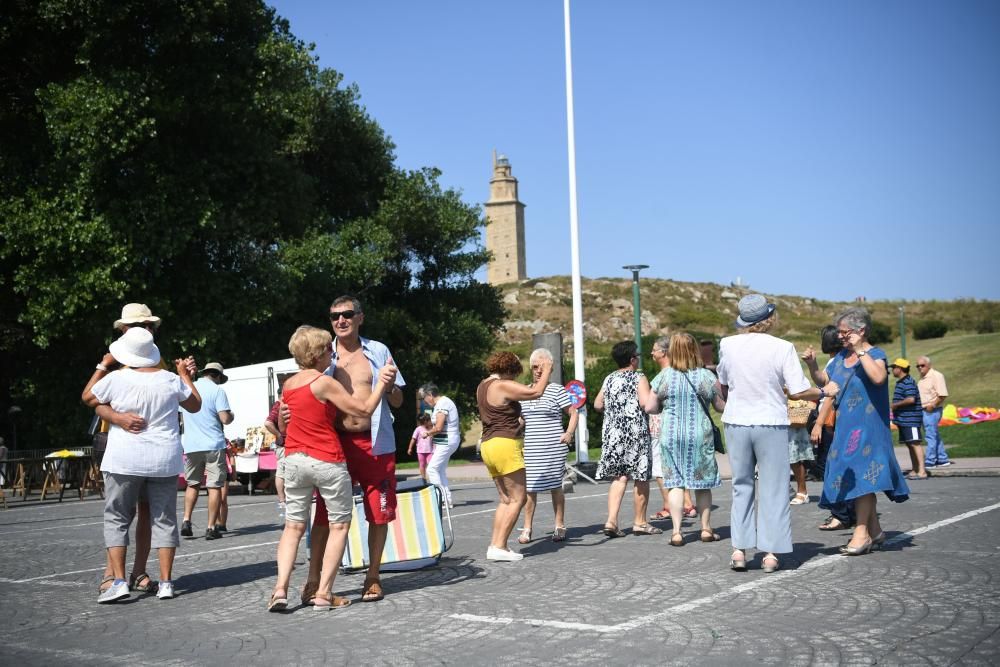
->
[484, 151, 526, 285]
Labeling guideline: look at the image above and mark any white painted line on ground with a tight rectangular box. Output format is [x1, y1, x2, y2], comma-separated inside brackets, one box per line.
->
[0, 498, 278, 535]
[451, 500, 1000, 634]
[10, 540, 281, 583]
[448, 491, 608, 519]
[0, 577, 89, 587]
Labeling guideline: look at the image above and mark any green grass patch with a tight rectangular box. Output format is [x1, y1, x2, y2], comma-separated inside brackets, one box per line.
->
[939, 420, 1000, 458]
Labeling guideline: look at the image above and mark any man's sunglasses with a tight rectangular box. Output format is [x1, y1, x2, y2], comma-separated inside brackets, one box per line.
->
[329, 310, 357, 321]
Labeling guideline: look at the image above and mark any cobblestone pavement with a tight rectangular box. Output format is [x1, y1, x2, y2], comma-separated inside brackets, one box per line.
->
[1, 476, 998, 666]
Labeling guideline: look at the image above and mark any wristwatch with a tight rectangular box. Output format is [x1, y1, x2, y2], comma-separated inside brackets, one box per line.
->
[817, 387, 826, 400]
[856, 349, 868, 358]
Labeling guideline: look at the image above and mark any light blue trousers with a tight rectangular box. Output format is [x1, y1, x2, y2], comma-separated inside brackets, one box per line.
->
[725, 425, 793, 554]
[923, 408, 948, 465]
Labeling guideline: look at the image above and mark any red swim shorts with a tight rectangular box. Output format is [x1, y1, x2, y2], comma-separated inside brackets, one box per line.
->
[313, 430, 396, 526]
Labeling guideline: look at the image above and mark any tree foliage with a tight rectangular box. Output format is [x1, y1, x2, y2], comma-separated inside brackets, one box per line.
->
[0, 0, 503, 448]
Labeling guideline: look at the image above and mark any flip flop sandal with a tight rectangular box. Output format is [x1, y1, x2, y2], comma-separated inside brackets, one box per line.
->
[267, 590, 288, 612]
[312, 593, 351, 612]
[361, 578, 384, 602]
[129, 572, 155, 593]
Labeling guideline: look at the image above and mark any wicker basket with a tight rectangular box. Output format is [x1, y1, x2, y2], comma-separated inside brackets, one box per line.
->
[787, 401, 814, 427]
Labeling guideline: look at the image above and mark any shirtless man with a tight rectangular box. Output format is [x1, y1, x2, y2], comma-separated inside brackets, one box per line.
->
[289, 296, 405, 604]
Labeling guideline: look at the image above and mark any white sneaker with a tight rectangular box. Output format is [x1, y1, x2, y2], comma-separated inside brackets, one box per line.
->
[156, 581, 175, 599]
[97, 579, 130, 604]
[486, 546, 524, 562]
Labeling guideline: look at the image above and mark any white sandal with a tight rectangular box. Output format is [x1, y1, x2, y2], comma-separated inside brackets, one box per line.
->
[516, 527, 532, 544]
[789, 493, 809, 505]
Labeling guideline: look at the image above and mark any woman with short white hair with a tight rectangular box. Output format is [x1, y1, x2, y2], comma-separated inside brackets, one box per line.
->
[518, 348, 579, 543]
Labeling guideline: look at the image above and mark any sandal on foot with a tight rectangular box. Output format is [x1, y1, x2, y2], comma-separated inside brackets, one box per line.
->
[818, 516, 853, 531]
[98, 575, 115, 593]
[361, 577, 384, 602]
[128, 572, 154, 593]
[649, 509, 671, 521]
[632, 523, 663, 536]
[762, 554, 780, 573]
[669, 533, 685, 547]
[312, 592, 351, 612]
[700, 530, 721, 542]
[267, 590, 288, 612]
[789, 493, 809, 505]
[602, 525, 626, 538]
[552, 526, 567, 542]
[300, 580, 320, 606]
[730, 551, 747, 571]
[683, 506, 698, 518]
[516, 527, 532, 545]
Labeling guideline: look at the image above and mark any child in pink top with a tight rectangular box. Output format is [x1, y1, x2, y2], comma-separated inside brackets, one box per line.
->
[407, 414, 434, 482]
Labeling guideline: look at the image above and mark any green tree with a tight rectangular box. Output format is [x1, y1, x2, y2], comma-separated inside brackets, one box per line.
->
[0, 1, 502, 449]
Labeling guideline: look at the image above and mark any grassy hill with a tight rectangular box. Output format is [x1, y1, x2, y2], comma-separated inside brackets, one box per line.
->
[497, 276, 1000, 408]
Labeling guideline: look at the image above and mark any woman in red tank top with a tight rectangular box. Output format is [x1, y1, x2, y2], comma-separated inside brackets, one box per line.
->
[267, 325, 396, 612]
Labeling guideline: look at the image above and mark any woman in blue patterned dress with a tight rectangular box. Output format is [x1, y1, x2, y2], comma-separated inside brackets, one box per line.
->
[645, 333, 726, 546]
[821, 307, 909, 555]
[594, 340, 657, 537]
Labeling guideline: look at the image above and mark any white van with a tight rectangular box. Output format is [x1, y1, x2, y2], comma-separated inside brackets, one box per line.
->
[221, 358, 299, 442]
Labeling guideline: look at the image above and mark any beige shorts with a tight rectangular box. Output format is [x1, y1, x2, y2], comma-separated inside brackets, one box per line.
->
[275, 445, 286, 479]
[184, 449, 227, 488]
[282, 453, 352, 524]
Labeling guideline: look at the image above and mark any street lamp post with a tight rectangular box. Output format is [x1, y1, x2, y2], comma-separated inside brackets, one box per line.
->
[899, 306, 907, 359]
[623, 265, 649, 371]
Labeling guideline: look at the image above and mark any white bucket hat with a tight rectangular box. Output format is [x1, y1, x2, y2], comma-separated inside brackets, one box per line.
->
[113, 303, 162, 331]
[109, 327, 161, 368]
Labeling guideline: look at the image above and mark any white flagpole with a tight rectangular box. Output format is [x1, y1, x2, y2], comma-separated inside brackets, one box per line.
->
[564, 0, 588, 462]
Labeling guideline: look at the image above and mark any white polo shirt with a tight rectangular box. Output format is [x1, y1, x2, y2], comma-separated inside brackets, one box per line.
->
[717, 333, 810, 426]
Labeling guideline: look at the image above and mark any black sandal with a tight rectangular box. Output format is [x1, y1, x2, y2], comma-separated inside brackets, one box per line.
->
[602, 525, 626, 538]
[818, 515, 853, 531]
[129, 572, 154, 593]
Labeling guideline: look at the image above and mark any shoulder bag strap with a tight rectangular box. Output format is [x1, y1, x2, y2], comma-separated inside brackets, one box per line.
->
[680, 370, 714, 422]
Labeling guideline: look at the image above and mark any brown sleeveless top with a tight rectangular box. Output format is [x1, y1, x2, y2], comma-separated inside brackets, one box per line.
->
[477, 377, 523, 440]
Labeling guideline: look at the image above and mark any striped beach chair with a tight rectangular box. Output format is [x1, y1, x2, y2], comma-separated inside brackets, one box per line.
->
[341, 479, 454, 572]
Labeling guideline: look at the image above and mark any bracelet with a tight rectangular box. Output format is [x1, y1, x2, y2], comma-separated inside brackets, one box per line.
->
[96, 363, 109, 372]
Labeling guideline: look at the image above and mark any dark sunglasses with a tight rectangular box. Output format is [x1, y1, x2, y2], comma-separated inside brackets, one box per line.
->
[329, 310, 357, 321]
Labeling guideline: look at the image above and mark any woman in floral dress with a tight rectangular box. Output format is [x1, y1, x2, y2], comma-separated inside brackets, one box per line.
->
[820, 307, 909, 555]
[594, 341, 658, 537]
[645, 333, 726, 546]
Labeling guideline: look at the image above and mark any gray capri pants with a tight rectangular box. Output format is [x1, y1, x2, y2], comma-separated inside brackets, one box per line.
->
[103, 472, 180, 548]
[725, 424, 793, 554]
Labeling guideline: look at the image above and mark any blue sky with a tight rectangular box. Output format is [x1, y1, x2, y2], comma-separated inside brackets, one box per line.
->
[269, 1, 1000, 301]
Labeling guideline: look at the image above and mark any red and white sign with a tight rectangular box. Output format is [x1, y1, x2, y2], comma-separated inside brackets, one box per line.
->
[564, 380, 587, 409]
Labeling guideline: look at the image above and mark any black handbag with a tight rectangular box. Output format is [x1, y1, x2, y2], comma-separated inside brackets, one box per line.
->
[680, 370, 725, 454]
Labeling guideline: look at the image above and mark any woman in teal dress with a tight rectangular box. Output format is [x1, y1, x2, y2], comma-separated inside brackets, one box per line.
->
[645, 333, 726, 546]
[820, 307, 909, 555]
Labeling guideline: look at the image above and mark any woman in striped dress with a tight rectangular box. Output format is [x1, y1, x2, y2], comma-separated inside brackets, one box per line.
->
[518, 349, 579, 544]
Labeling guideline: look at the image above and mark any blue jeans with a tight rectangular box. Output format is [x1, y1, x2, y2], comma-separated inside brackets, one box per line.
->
[923, 408, 948, 465]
